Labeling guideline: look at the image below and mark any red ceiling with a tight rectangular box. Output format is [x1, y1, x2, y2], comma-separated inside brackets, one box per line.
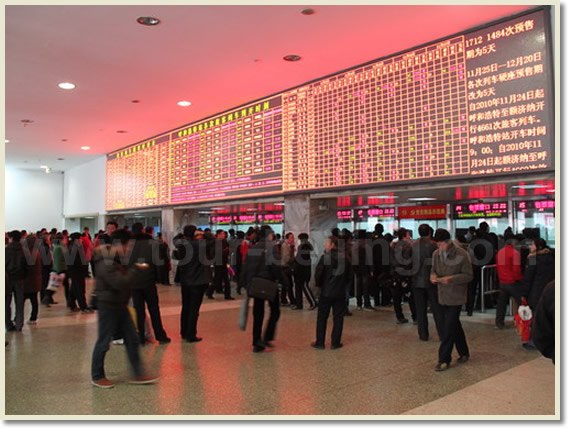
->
[5, 5, 537, 171]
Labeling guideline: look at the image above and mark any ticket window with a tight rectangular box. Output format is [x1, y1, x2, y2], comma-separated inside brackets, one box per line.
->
[336, 221, 353, 232]
[399, 219, 445, 239]
[515, 201, 555, 247]
[355, 217, 396, 235]
[453, 218, 511, 236]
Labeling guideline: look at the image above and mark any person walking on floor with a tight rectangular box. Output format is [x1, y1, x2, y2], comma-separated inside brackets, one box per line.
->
[91, 229, 159, 389]
[51, 233, 73, 310]
[207, 230, 233, 300]
[412, 224, 443, 341]
[128, 223, 171, 345]
[242, 226, 281, 353]
[68, 233, 92, 313]
[292, 233, 317, 310]
[353, 230, 374, 311]
[280, 232, 296, 306]
[391, 228, 416, 324]
[312, 236, 351, 350]
[430, 228, 473, 371]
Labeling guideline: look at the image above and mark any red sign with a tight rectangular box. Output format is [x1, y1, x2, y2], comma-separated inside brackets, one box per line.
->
[367, 207, 396, 218]
[398, 205, 447, 219]
[454, 202, 508, 218]
[517, 200, 555, 212]
[257, 213, 284, 223]
[211, 215, 233, 224]
[337, 210, 352, 220]
[234, 214, 256, 224]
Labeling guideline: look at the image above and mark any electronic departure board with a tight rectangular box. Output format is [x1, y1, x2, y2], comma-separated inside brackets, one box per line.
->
[106, 7, 554, 211]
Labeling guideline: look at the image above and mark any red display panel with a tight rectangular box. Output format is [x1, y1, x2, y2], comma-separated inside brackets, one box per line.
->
[516, 200, 555, 212]
[106, 8, 553, 211]
[257, 213, 284, 223]
[454, 202, 508, 218]
[337, 210, 352, 220]
[210, 215, 233, 225]
[367, 207, 396, 218]
[399, 205, 447, 219]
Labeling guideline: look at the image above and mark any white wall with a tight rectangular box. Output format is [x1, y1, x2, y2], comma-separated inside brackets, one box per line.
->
[5, 166, 65, 231]
[63, 156, 106, 217]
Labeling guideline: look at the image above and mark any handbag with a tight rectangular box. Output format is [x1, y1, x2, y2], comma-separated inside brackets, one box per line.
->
[47, 272, 65, 292]
[248, 276, 279, 302]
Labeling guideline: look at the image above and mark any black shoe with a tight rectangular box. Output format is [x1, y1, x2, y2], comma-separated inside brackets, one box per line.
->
[345, 310, 353, 317]
[236, 289, 242, 295]
[435, 362, 450, 372]
[253, 344, 266, 353]
[308, 305, 317, 311]
[292, 306, 303, 310]
[206, 295, 215, 300]
[396, 318, 409, 324]
[187, 336, 203, 343]
[457, 355, 469, 364]
[280, 301, 289, 306]
[419, 337, 429, 342]
[224, 297, 235, 301]
[6, 325, 16, 332]
[522, 343, 537, 351]
[158, 337, 172, 344]
[363, 305, 376, 311]
[467, 311, 473, 316]
[258, 340, 274, 348]
[495, 324, 505, 330]
[311, 342, 325, 350]
[330, 343, 343, 350]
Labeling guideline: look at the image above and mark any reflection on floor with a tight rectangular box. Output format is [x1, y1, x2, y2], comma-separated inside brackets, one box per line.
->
[4, 281, 555, 416]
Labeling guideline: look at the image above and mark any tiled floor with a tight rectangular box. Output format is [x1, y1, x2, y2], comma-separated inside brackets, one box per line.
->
[4, 281, 556, 417]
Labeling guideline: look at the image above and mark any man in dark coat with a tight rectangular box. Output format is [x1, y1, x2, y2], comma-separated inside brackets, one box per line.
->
[293, 233, 317, 310]
[23, 235, 43, 324]
[411, 224, 442, 341]
[6, 230, 27, 332]
[128, 223, 170, 344]
[371, 223, 391, 307]
[174, 225, 211, 343]
[532, 280, 555, 363]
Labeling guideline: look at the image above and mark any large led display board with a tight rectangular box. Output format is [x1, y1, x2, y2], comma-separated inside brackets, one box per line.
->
[106, 7, 553, 210]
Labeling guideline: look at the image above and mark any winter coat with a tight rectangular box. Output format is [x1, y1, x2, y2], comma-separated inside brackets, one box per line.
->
[52, 244, 68, 273]
[127, 233, 159, 289]
[496, 244, 523, 284]
[431, 243, 473, 306]
[93, 245, 145, 310]
[5, 241, 27, 280]
[532, 280, 555, 363]
[411, 237, 437, 289]
[294, 241, 313, 280]
[315, 249, 351, 299]
[174, 237, 211, 286]
[352, 238, 372, 276]
[23, 238, 42, 294]
[524, 248, 555, 309]
[392, 239, 413, 278]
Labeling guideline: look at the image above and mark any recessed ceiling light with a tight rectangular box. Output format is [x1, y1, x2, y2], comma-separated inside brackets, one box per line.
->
[40, 165, 48, 169]
[301, 8, 315, 15]
[512, 184, 548, 189]
[137, 16, 160, 26]
[177, 101, 192, 107]
[81, 146, 90, 151]
[61, 139, 68, 142]
[546, 189, 555, 193]
[408, 197, 437, 201]
[45, 167, 52, 174]
[283, 54, 302, 62]
[274, 203, 285, 206]
[368, 195, 399, 199]
[198, 211, 212, 214]
[57, 158, 65, 161]
[131, 99, 140, 103]
[58, 82, 76, 90]
[5, 139, 9, 143]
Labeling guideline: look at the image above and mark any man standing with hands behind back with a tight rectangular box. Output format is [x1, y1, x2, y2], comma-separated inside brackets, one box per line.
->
[430, 228, 473, 372]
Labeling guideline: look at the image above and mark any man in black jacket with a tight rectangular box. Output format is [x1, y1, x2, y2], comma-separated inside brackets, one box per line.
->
[371, 224, 391, 307]
[6, 230, 27, 332]
[532, 280, 554, 364]
[412, 224, 442, 341]
[174, 225, 210, 343]
[91, 229, 159, 389]
[128, 223, 170, 344]
[391, 228, 416, 323]
[312, 236, 351, 349]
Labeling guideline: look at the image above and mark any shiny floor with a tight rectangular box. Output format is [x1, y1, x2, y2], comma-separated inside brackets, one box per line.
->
[5, 281, 555, 417]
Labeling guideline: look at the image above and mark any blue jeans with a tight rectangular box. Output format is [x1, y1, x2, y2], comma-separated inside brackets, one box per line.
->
[91, 307, 143, 381]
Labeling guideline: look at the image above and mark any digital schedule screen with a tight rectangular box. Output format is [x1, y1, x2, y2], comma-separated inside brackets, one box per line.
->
[106, 7, 553, 211]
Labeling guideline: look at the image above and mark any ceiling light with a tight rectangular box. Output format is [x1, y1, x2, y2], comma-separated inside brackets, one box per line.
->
[511, 184, 548, 189]
[45, 168, 52, 174]
[198, 211, 212, 214]
[274, 203, 285, 206]
[210, 207, 225, 210]
[57, 158, 65, 161]
[81, 146, 90, 150]
[408, 197, 437, 201]
[177, 101, 192, 107]
[116, 130, 128, 134]
[58, 82, 76, 90]
[368, 195, 399, 199]
[137, 16, 160, 26]
[283, 54, 302, 62]
[40, 165, 48, 169]
[5, 139, 9, 143]
[131, 99, 140, 103]
[84, 217, 95, 219]
[546, 189, 555, 193]
[301, 8, 315, 15]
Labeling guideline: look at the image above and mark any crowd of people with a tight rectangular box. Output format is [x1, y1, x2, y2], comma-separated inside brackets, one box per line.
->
[5, 220, 555, 388]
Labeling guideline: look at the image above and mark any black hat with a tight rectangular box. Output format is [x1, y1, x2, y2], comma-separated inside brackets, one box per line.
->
[432, 228, 451, 242]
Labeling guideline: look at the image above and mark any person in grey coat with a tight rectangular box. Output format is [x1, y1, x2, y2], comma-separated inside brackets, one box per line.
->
[430, 229, 473, 371]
